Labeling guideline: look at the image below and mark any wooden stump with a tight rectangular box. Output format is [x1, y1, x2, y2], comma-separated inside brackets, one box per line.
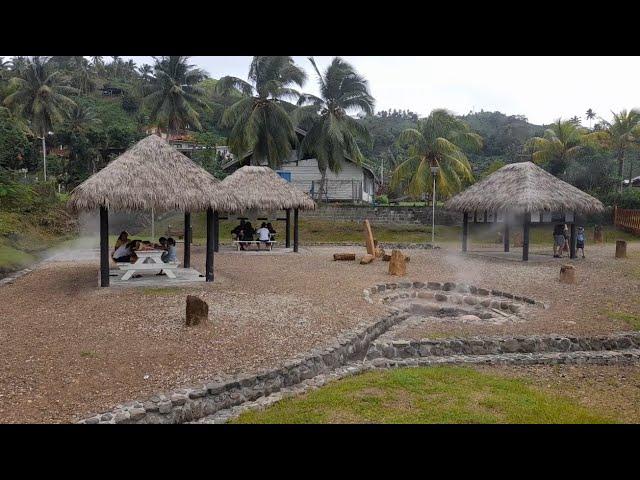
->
[615, 240, 627, 258]
[388, 250, 407, 276]
[333, 253, 356, 261]
[360, 254, 374, 264]
[594, 225, 604, 244]
[512, 231, 523, 247]
[374, 247, 385, 258]
[559, 264, 576, 284]
[382, 253, 391, 261]
[186, 295, 208, 326]
[363, 219, 375, 255]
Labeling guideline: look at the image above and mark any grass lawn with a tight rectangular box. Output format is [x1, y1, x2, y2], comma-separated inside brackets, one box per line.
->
[0, 242, 36, 273]
[145, 212, 639, 246]
[233, 366, 615, 424]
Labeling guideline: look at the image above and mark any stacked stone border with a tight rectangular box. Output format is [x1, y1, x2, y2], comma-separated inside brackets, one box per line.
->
[79, 280, 640, 424]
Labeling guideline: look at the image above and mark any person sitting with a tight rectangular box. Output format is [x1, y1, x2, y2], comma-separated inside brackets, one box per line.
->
[114, 231, 129, 252]
[163, 237, 177, 263]
[242, 221, 256, 249]
[112, 240, 133, 263]
[231, 220, 246, 241]
[155, 236, 168, 250]
[256, 222, 271, 249]
[267, 222, 277, 241]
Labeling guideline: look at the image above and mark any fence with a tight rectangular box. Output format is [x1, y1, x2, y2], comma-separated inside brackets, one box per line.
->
[303, 179, 365, 203]
[614, 206, 640, 235]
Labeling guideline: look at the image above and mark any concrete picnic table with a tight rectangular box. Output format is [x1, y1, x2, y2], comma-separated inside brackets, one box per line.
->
[119, 249, 178, 280]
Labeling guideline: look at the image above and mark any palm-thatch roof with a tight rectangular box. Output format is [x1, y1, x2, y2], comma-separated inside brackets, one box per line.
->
[444, 161, 604, 215]
[220, 166, 316, 213]
[68, 135, 232, 213]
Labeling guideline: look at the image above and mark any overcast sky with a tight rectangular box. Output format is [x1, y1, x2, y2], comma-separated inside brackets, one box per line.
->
[116, 56, 635, 125]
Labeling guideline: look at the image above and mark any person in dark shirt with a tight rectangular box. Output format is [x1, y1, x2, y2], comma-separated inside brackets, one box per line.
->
[266, 222, 277, 241]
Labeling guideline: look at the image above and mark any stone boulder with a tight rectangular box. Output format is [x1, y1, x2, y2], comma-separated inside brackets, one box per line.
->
[388, 250, 407, 276]
[186, 295, 209, 326]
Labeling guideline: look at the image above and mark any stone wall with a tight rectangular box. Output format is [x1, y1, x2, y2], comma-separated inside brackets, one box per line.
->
[301, 204, 462, 226]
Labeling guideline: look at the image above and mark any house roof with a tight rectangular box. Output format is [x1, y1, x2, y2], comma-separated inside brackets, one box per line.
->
[68, 135, 232, 213]
[444, 161, 604, 215]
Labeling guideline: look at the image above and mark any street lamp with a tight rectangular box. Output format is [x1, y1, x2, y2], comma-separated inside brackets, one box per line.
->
[430, 164, 440, 246]
[39, 131, 54, 182]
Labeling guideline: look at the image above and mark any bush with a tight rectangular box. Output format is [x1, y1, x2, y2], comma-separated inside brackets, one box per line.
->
[600, 189, 640, 210]
[376, 194, 389, 205]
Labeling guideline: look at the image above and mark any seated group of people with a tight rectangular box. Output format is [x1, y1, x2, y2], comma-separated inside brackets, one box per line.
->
[112, 231, 177, 263]
[231, 220, 276, 250]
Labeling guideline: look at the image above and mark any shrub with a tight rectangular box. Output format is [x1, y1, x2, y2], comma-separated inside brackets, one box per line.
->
[376, 194, 389, 205]
[600, 189, 640, 210]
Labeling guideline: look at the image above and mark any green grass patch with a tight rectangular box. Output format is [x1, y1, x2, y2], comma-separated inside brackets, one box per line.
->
[0, 242, 36, 273]
[233, 366, 615, 424]
[605, 311, 640, 331]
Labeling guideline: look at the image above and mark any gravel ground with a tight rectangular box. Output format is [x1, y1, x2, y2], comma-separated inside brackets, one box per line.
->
[0, 241, 638, 423]
[473, 364, 640, 423]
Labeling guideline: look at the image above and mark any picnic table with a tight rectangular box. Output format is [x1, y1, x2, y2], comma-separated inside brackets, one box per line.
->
[118, 249, 179, 280]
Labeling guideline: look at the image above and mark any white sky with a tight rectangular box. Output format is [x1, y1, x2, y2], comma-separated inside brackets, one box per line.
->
[43, 56, 640, 125]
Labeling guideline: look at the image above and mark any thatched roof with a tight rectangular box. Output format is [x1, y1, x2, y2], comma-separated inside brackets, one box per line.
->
[444, 161, 604, 215]
[68, 135, 232, 213]
[220, 166, 316, 213]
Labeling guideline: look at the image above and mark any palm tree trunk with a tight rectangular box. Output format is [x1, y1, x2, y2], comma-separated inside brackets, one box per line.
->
[617, 150, 625, 192]
[41, 134, 47, 182]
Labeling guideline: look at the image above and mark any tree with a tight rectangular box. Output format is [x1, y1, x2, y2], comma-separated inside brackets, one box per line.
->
[390, 109, 482, 200]
[0, 107, 32, 170]
[525, 119, 591, 176]
[66, 103, 101, 134]
[3, 56, 77, 181]
[585, 108, 596, 129]
[597, 109, 640, 190]
[294, 57, 375, 199]
[142, 56, 208, 135]
[215, 56, 306, 168]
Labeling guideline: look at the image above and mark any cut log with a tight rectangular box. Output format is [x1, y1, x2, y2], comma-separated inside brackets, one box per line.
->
[374, 247, 385, 258]
[363, 219, 375, 255]
[360, 254, 374, 264]
[559, 264, 576, 284]
[333, 253, 356, 261]
[388, 250, 407, 276]
[186, 295, 208, 326]
[615, 240, 627, 258]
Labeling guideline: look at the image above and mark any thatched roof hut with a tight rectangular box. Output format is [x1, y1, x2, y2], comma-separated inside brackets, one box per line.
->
[68, 134, 231, 213]
[221, 166, 316, 213]
[444, 162, 604, 261]
[444, 161, 604, 215]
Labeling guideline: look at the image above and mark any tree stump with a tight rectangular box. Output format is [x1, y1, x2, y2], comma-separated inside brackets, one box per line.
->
[363, 219, 375, 255]
[615, 240, 627, 258]
[594, 225, 604, 243]
[374, 247, 385, 258]
[559, 264, 576, 284]
[512, 231, 523, 247]
[388, 250, 407, 276]
[186, 295, 209, 326]
[333, 253, 356, 261]
[360, 254, 374, 264]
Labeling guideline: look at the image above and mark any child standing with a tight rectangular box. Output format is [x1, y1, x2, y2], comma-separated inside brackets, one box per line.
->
[576, 226, 586, 258]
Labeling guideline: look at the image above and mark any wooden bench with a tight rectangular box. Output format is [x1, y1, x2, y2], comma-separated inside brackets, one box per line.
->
[233, 241, 277, 251]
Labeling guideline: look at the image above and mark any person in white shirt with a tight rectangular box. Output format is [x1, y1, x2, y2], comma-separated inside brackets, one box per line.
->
[112, 242, 133, 262]
[256, 222, 271, 250]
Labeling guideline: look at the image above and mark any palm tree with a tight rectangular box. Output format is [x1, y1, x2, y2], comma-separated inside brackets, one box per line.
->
[71, 56, 97, 94]
[142, 56, 208, 135]
[598, 109, 640, 190]
[215, 56, 306, 168]
[525, 119, 591, 176]
[390, 109, 482, 201]
[3, 56, 77, 181]
[293, 57, 375, 199]
[67, 103, 101, 134]
[586, 108, 596, 129]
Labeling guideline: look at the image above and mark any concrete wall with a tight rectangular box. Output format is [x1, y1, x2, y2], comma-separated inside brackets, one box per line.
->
[301, 204, 462, 226]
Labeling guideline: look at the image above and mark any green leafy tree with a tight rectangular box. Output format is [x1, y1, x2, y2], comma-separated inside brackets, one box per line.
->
[585, 108, 596, 129]
[215, 56, 306, 168]
[294, 57, 375, 199]
[0, 107, 32, 170]
[143, 56, 208, 135]
[390, 109, 482, 200]
[525, 119, 593, 176]
[598, 109, 640, 189]
[2, 56, 78, 181]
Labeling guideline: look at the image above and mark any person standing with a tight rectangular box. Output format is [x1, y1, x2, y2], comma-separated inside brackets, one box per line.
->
[553, 223, 565, 258]
[576, 226, 586, 258]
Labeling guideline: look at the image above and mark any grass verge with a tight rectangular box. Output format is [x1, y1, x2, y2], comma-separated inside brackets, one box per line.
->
[233, 366, 615, 424]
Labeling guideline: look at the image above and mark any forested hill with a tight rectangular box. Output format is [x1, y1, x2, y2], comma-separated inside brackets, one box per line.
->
[460, 111, 545, 172]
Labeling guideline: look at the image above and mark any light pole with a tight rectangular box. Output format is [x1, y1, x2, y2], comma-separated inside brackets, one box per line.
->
[430, 164, 440, 246]
[40, 131, 53, 182]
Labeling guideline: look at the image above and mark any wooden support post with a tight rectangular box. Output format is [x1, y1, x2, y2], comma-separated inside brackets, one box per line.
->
[503, 223, 510, 253]
[522, 212, 531, 261]
[183, 212, 191, 268]
[293, 208, 299, 253]
[205, 208, 214, 282]
[569, 222, 576, 259]
[462, 212, 468, 252]
[100, 206, 109, 287]
[285, 209, 291, 248]
[213, 210, 219, 252]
